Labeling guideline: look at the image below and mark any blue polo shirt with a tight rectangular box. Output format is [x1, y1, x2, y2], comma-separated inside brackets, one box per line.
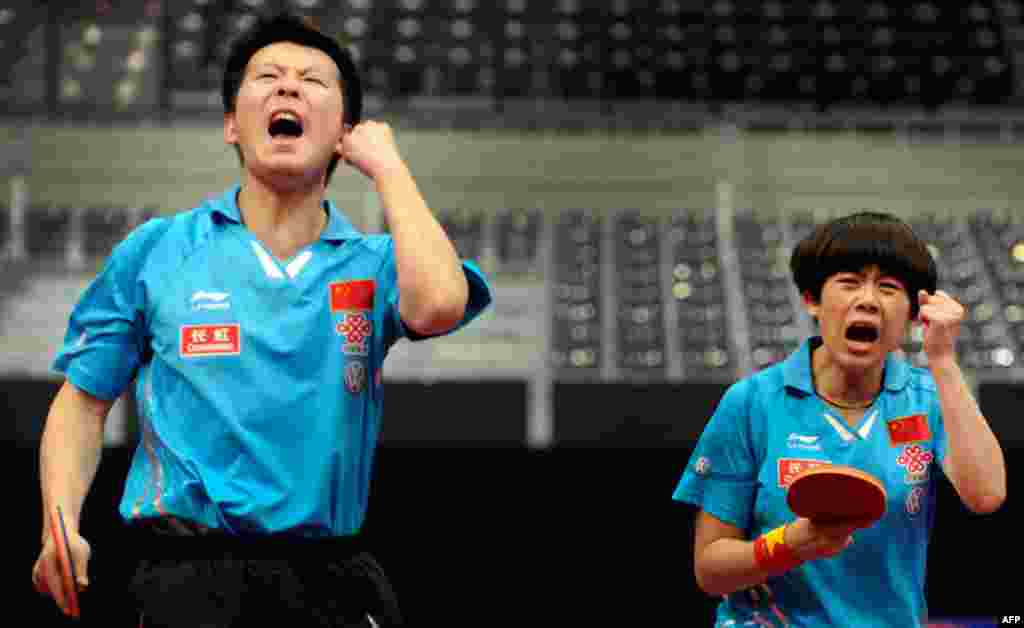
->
[673, 337, 949, 627]
[52, 184, 492, 537]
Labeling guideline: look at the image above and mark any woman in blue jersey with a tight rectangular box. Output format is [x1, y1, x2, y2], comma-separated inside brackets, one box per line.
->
[673, 211, 1006, 627]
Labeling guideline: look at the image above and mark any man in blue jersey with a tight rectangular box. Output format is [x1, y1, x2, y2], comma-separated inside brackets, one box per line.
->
[673, 212, 1006, 626]
[32, 13, 491, 627]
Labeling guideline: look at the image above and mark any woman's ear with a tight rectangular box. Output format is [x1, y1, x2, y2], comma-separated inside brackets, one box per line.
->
[801, 289, 820, 321]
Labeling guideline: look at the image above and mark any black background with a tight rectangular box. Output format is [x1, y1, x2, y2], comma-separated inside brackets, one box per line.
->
[7, 379, 1019, 626]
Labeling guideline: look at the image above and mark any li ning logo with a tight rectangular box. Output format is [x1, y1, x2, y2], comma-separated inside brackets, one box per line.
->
[786, 433, 822, 451]
[191, 291, 231, 311]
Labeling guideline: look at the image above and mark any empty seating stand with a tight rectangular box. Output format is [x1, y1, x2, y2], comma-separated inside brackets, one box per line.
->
[700, 0, 1012, 109]
[893, 213, 1020, 382]
[496, 207, 542, 273]
[1, 1, 1015, 120]
[169, 1, 272, 96]
[51, 3, 162, 117]
[82, 206, 134, 259]
[437, 207, 486, 263]
[0, 204, 9, 253]
[167, 0, 337, 108]
[669, 210, 736, 380]
[0, 2, 47, 111]
[734, 210, 803, 371]
[17, 205, 153, 270]
[365, 0, 502, 98]
[965, 211, 1024, 376]
[350, 0, 1011, 107]
[24, 205, 71, 261]
[550, 209, 603, 378]
[614, 211, 666, 379]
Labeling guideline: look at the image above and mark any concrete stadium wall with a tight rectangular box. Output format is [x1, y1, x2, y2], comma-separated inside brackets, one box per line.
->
[7, 124, 1024, 224]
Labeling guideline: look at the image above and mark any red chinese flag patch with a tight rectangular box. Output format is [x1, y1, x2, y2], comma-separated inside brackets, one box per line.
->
[886, 414, 931, 446]
[330, 280, 375, 312]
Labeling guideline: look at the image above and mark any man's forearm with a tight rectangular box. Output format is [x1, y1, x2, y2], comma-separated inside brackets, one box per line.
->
[39, 381, 109, 540]
[377, 165, 468, 335]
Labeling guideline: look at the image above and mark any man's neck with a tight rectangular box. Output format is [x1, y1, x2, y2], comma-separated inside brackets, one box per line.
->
[237, 172, 328, 261]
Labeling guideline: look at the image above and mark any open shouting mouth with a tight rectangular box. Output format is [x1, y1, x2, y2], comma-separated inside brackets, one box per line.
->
[844, 320, 880, 352]
[268, 109, 304, 139]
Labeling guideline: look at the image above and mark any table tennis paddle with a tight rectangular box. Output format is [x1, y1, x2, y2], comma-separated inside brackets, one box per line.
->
[49, 506, 81, 619]
[786, 464, 887, 525]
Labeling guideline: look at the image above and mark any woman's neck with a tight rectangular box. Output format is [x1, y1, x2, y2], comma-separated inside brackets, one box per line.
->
[811, 342, 884, 408]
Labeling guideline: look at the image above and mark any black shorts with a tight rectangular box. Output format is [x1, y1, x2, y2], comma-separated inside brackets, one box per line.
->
[127, 517, 403, 628]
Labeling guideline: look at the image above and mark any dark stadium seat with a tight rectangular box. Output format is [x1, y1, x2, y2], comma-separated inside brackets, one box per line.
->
[24, 205, 71, 260]
[5, 0, 1012, 123]
[669, 210, 735, 380]
[363, 0, 502, 99]
[53, 4, 162, 115]
[551, 209, 603, 377]
[614, 212, 666, 378]
[167, 0, 280, 108]
[705, 0, 1011, 109]
[965, 211, 1024, 375]
[167, 3, 215, 94]
[788, 210, 818, 245]
[494, 3, 595, 101]
[82, 206, 133, 259]
[905, 213, 1020, 378]
[0, 2, 47, 110]
[0, 205, 9, 251]
[903, 214, 961, 365]
[437, 207, 485, 262]
[735, 211, 803, 371]
[495, 207, 541, 272]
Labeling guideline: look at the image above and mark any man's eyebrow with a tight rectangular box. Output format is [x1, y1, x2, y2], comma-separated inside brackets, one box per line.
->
[251, 63, 333, 76]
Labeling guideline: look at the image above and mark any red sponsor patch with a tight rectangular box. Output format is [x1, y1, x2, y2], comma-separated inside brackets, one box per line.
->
[777, 458, 830, 488]
[180, 324, 240, 357]
[330, 280, 374, 312]
[886, 414, 930, 446]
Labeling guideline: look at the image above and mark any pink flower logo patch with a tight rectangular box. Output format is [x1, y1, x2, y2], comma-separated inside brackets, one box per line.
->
[896, 445, 933, 475]
[336, 311, 372, 355]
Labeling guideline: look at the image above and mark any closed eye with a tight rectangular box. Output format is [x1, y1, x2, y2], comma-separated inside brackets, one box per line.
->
[304, 77, 326, 85]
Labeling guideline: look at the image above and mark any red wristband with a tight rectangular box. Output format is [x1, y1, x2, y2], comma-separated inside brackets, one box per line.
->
[754, 524, 803, 575]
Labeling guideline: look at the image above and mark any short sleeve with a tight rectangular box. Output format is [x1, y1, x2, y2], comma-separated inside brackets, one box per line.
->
[672, 379, 760, 531]
[377, 237, 493, 349]
[50, 222, 157, 400]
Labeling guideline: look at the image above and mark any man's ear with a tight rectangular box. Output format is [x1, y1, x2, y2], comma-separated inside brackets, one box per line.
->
[334, 123, 351, 159]
[224, 112, 239, 145]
